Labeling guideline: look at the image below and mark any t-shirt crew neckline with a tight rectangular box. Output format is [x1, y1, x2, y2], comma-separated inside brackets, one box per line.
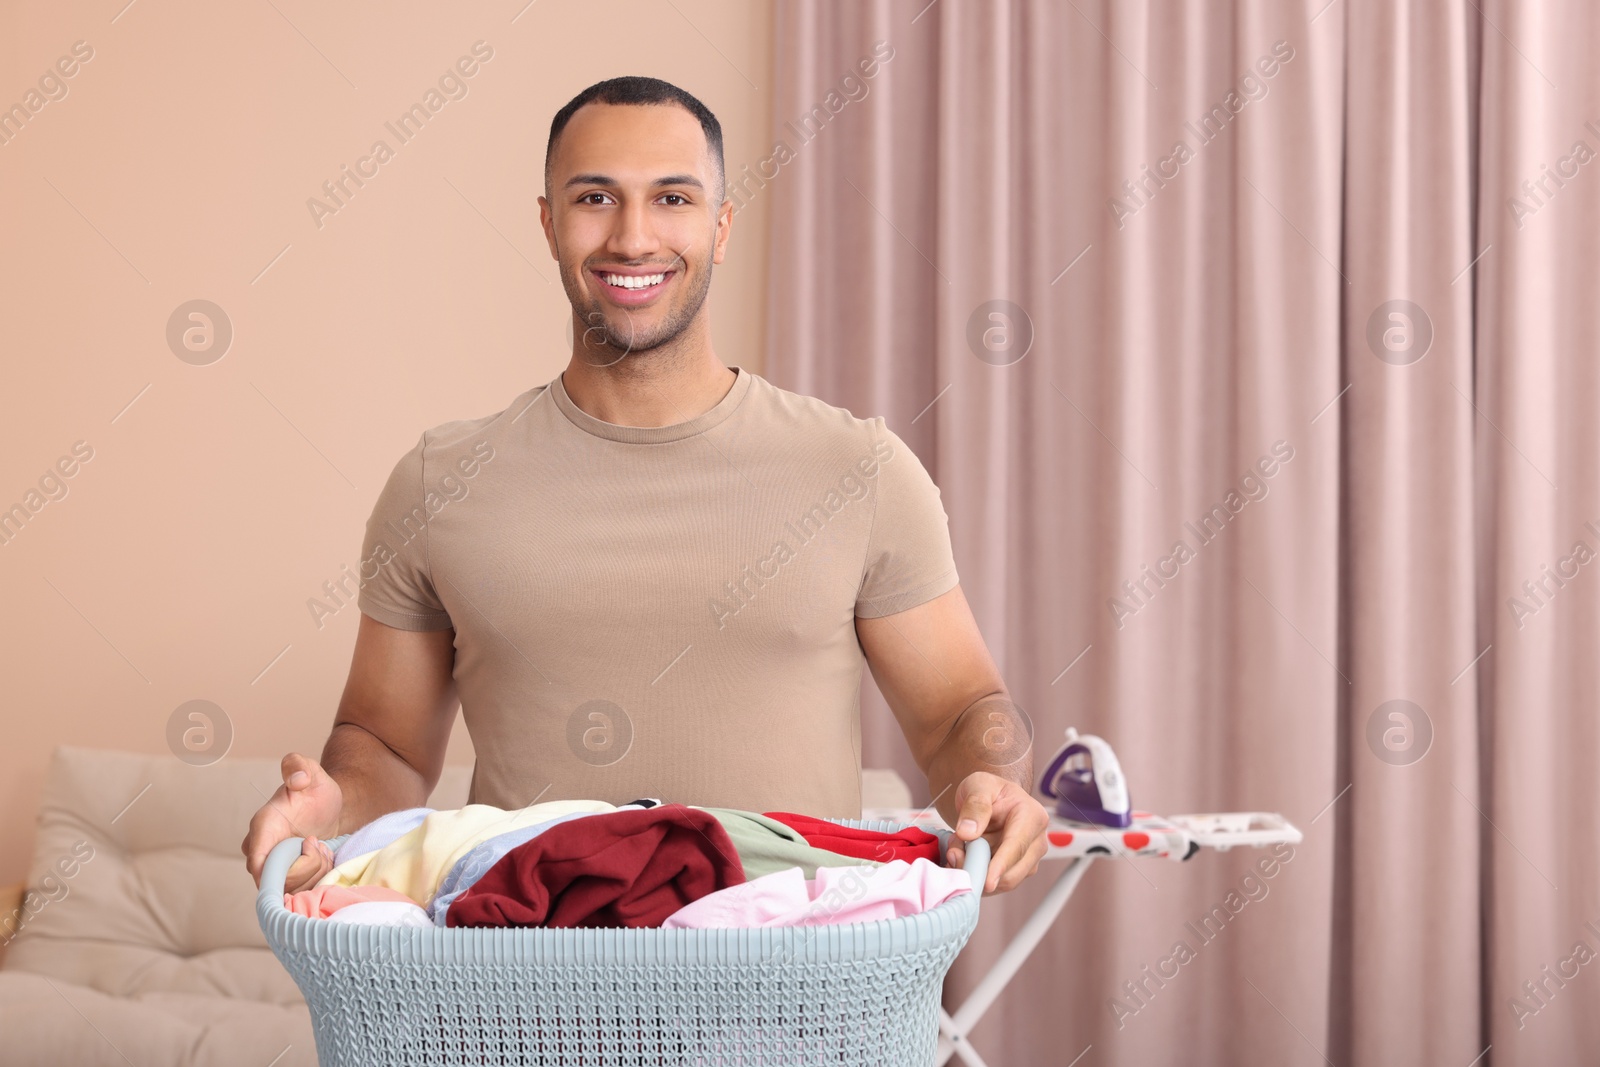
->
[550, 366, 752, 444]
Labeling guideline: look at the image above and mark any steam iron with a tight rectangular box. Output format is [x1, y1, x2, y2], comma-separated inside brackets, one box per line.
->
[1038, 727, 1132, 828]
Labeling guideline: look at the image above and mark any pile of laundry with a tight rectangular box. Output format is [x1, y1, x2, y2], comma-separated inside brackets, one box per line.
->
[283, 799, 973, 931]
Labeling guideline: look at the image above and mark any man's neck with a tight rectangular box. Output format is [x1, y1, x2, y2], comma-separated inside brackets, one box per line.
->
[560, 345, 737, 430]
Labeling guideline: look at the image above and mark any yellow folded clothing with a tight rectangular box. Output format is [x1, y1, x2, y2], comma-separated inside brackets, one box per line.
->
[317, 800, 615, 902]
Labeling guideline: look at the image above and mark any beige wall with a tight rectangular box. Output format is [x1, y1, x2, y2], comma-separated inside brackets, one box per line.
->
[0, 0, 772, 884]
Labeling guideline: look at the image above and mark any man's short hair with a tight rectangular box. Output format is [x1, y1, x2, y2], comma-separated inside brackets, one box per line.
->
[546, 76, 725, 202]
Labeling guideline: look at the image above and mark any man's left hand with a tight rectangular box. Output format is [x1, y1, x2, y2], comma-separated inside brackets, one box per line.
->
[944, 771, 1051, 894]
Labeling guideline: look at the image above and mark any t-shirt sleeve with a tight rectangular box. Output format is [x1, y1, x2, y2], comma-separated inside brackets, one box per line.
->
[356, 433, 454, 632]
[855, 419, 960, 618]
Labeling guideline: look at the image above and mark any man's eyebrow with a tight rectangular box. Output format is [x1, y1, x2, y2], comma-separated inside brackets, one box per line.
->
[563, 173, 705, 191]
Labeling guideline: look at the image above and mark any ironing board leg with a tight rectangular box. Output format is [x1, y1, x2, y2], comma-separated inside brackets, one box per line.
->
[935, 1008, 993, 1067]
[934, 857, 1094, 1066]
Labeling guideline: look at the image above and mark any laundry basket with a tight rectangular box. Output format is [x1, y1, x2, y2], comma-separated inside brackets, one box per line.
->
[257, 817, 989, 1067]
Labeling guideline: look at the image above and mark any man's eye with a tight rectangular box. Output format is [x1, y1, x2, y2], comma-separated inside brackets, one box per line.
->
[581, 193, 609, 205]
[661, 194, 686, 206]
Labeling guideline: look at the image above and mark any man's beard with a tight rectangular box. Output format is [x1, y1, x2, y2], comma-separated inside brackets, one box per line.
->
[565, 253, 712, 366]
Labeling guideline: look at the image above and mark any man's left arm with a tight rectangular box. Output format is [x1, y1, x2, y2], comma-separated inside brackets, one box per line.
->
[857, 584, 1050, 894]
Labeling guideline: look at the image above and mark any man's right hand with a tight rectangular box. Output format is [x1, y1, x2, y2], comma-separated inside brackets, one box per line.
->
[242, 753, 345, 893]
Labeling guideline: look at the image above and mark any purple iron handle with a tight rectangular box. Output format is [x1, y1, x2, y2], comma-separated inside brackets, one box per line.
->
[1038, 729, 1133, 828]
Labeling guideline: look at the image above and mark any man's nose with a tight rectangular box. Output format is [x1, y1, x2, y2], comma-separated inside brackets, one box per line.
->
[607, 200, 660, 261]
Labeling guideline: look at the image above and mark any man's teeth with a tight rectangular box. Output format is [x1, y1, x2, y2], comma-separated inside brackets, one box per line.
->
[603, 273, 666, 290]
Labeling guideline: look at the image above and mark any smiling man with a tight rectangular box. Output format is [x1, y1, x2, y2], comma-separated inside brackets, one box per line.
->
[243, 76, 1048, 897]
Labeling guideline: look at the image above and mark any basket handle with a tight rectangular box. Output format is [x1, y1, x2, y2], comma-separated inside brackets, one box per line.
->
[952, 833, 992, 900]
[257, 835, 309, 909]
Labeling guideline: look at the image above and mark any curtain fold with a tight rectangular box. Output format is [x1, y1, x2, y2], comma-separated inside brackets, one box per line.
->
[1332, 2, 1483, 1063]
[767, 1, 1597, 1064]
[1476, 2, 1600, 1063]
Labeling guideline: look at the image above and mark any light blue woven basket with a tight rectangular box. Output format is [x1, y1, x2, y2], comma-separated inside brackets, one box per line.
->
[257, 817, 989, 1067]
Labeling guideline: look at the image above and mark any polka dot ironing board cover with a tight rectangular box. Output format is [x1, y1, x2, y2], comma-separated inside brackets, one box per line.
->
[862, 807, 1303, 862]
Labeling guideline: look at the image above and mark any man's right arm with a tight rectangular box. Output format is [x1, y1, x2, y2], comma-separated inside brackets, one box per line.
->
[241, 612, 459, 890]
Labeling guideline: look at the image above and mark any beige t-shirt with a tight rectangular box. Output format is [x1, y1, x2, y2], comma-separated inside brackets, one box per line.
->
[356, 366, 959, 819]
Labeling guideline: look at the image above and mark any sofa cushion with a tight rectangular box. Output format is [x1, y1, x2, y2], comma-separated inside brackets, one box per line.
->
[3, 745, 469, 1003]
[0, 970, 318, 1067]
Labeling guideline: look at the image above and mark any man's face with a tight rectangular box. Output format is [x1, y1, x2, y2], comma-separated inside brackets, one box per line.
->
[539, 103, 730, 361]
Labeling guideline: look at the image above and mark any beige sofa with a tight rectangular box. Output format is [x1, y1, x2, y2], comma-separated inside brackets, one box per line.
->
[0, 747, 474, 1067]
[0, 745, 913, 1066]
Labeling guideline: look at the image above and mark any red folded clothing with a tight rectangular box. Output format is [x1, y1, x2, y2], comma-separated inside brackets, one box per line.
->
[761, 811, 942, 865]
[445, 804, 746, 929]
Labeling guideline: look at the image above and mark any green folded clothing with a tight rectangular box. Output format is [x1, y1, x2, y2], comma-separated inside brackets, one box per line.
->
[695, 807, 884, 880]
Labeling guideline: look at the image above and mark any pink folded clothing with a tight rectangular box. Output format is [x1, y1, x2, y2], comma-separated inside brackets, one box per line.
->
[760, 812, 942, 865]
[284, 884, 419, 919]
[325, 900, 433, 928]
[661, 857, 972, 930]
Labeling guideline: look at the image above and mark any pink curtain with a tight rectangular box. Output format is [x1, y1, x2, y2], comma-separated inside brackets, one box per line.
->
[765, 2, 1600, 1064]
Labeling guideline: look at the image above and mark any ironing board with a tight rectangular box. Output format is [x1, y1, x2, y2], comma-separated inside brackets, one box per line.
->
[861, 806, 1304, 1067]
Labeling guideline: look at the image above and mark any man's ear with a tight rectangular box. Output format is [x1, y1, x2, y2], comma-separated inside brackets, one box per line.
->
[538, 194, 560, 260]
[711, 197, 734, 265]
